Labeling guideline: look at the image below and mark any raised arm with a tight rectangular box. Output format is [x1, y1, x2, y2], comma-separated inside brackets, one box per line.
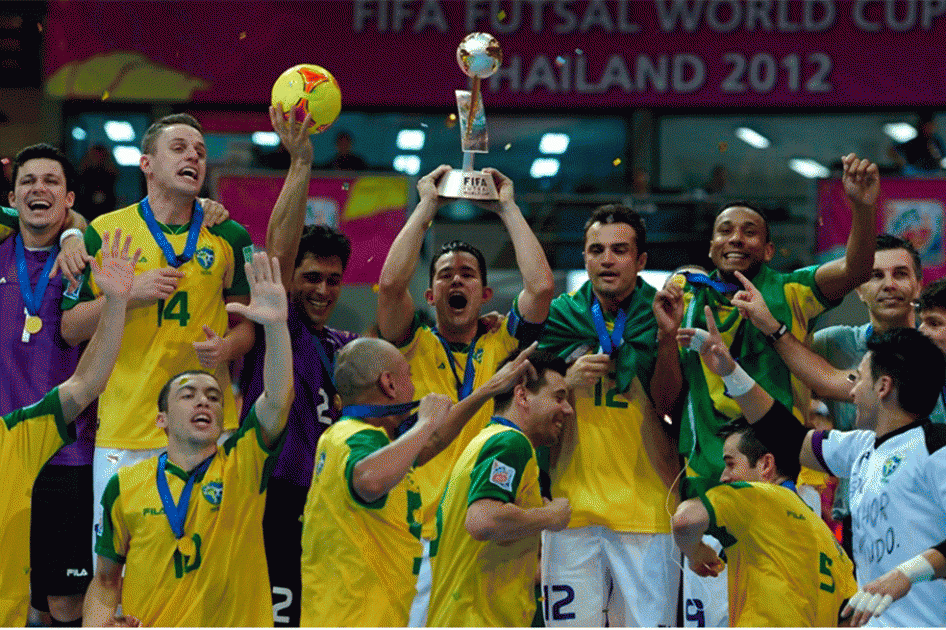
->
[59, 230, 139, 423]
[730, 270, 855, 400]
[677, 305, 824, 474]
[415, 342, 539, 466]
[265, 106, 314, 288]
[814, 153, 878, 301]
[478, 168, 554, 322]
[377, 165, 450, 344]
[351, 393, 453, 503]
[225, 253, 293, 447]
[651, 280, 685, 416]
[466, 496, 570, 543]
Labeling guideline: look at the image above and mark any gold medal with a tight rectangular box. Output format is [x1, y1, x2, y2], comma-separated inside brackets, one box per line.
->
[670, 274, 687, 289]
[25, 315, 42, 335]
[177, 535, 196, 557]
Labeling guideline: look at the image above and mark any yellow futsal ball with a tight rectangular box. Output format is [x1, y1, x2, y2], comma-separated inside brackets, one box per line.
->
[271, 64, 341, 134]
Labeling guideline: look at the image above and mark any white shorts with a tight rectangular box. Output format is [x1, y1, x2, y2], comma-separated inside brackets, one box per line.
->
[407, 538, 432, 627]
[92, 446, 165, 556]
[680, 535, 729, 627]
[541, 526, 678, 627]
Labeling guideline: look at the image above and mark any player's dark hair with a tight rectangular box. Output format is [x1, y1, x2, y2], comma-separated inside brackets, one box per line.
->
[428, 240, 488, 287]
[717, 418, 800, 481]
[583, 204, 648, 254]
[141, 113, 203, 155]
[11, 143, 77, 192]
[716, 201, 771, 243]
[296, 224, 352, 270]
[876, 233, 922, 281]
[158, 370, 219, 413]
[866, 328, 945, 418]
[493, 349, 568, 412]
[917, 278, 946, 312]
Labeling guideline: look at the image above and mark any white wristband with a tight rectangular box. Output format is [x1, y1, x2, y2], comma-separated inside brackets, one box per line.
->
[722, 364, 755, 397]
[59, 228, 83, 246]
[687, 329, 709, 353]
[897, 555, 935, 583]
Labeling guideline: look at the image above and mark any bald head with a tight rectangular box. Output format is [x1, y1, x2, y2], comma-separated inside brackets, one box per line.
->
[334, 338, 408, 403]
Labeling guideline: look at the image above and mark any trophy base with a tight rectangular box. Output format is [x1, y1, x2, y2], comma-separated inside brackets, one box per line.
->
[437, 168, 498, 201]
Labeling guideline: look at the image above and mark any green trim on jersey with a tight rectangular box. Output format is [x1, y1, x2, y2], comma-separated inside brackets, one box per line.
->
[223, 404, 282, 494]
[2, 386, 70, 445]
[345, 428, 391, 509]
[467, 426, 534, 505]
[698, 486, 739, 549]
[97, 474, 126, 564]
[61, 226, 102, 310]
[206, 220, 252, 297]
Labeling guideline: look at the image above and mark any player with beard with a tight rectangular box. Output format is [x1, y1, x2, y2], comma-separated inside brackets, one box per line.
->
[538, 204, 680, 627]
[377, 164, 554, 625]
[61, 114, 255, 559]
[237, 107, 358, 626]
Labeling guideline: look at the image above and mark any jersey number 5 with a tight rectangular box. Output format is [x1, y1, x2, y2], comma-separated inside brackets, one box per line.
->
[818, 552, 835, 593]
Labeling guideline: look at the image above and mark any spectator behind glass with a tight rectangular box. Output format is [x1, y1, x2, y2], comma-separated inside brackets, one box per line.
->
[888, 110, 946, 175]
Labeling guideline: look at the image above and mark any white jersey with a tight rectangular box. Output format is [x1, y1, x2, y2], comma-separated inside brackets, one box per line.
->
[814, 421, 946, 627]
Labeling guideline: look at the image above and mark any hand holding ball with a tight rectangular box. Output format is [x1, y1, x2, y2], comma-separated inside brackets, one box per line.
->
[271, 64, 341, 134]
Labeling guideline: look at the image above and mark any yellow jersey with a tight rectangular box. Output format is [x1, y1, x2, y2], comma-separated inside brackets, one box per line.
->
[300, 418, 424, 627]
[62, 202, 252, 449]
[0, 388, 70, 626]
[95, 405, 278, 627]
[428, 420, 542, 627]
[700, 481, 857, 627]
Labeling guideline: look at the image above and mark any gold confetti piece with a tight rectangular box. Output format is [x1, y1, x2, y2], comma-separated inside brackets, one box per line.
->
[718, 141, 728, 152]
[36, 22, 42, 32]
[504, 143, 511, 151]
[239, 31, 247, 39]
[448, 113, 457, 120]
[497, 9, 506, 20]
[612, 158, 622, 167]
[372, 283, 380, 293]
[101, 91, 110, 101]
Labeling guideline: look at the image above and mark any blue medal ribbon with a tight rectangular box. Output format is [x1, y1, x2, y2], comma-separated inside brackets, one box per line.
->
[433, 330, 480, 400]
[683, 271, 741, 294]
[140, 197, 204, 268]
[156, 452, 215, 540]
[491, 415, 522, 432]
[590, 295, 626, 356]
[312, 335, 336, 389]
[342, 400, 422, 437]
[15, 235, 57, 317]
[779, 478, 797, 493]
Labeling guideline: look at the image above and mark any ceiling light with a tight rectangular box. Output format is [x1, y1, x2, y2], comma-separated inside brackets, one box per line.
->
[539, 133, 570, 154]
[104, 120, 135, 142]
[112, 146, 142, 167]
[393, 155, 421, 175]
[251, 132, 280, 147]
[530, 158, 560, 178]
[396, 129, 425, 151]
[788, 158, 829, 179]
[71, 127, 87, 141]
[883, 122, 917, 143]
[735, 127, 770, 149]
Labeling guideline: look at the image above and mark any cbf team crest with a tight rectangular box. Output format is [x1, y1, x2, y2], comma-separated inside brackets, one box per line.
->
[195, 247, 215, 270]
[881, 455, 902, 483]
[202, 481, 223, 505]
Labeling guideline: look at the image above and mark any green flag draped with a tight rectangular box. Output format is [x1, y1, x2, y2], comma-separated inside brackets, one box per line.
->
[541, 279, 658, 394]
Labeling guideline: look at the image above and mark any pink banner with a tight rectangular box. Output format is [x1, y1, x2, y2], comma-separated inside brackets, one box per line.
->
[211, 171, 410, 284]
[817, 178, 946, 282]
[43, 0, 946, 108]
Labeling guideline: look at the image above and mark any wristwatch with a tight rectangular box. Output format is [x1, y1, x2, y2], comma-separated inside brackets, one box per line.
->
[766, 322, 788, 344]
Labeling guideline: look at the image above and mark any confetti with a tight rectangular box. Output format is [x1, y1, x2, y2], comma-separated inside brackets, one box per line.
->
[372, 283, 380, 293]
[555, 56, 566, 67]
[239, 31, 247, 39]
[367, 257, 374, 263]
[504, 143, 512, 151]
[341, 182, 350, 190]
[497, 9, 506, 20]
[421, 122, 429, 128]
[36, 22, 42, 32]
[101, 91, 110, 101]
[575, 48, 583, 55]
[612, 158, 622, 167]
[718, 141, 728, 152]
[448, 113, 457, 121]
[0, 158, 9, 165]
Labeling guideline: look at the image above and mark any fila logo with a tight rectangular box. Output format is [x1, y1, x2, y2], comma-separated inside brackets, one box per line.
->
[66, 568, 88, 577]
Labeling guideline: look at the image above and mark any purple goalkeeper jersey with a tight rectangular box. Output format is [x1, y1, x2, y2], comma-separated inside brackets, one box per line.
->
[0, 238, 94, 466]
[239, 299, 357, 486]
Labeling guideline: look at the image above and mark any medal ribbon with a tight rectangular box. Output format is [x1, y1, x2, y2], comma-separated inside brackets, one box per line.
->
[683, 271, 741, 294]
[342, 401, 422, 437]
[312, 335, 336, 389]
[156, 452, 215, 540]
[140, 197, 204, 268]
[15, 234, 57, 316]
[590, 295, 626, 356]
[491, 415, 522, 432]
[432, 330, 480, 400]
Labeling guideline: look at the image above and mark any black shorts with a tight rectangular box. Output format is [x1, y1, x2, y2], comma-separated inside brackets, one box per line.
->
[30, 464, 94, 611]
[263, 477, 308, 627]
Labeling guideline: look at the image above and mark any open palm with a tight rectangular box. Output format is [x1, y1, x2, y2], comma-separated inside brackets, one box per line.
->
[226, 252, 288, 325]
[92, 229, 140, 300]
